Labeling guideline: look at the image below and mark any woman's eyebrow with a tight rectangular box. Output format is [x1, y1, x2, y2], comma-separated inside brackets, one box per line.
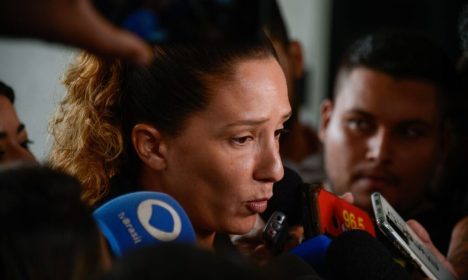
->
[224, 118, 269, 128]
[223, 112, 292, 128]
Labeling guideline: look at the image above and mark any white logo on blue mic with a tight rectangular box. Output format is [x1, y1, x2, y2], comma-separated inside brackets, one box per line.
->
[137, 199, 182, 241]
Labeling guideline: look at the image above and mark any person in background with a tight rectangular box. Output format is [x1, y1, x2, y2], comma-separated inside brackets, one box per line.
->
[447, 5, 468, 279]
[352, 8, 468, 280]
[319, 30, 461, 254]
[0, 80, 36, 166]
[440, 5, 468, 279]
[262, 0, 324, 184]
[0, 165, 110, 280]
[49, 36, 291, 250]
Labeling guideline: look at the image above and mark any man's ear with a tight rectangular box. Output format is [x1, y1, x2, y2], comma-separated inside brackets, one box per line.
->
[319, 99, 334, 142]
[132, 124, 168, 171]
[288, 40, 304, 79]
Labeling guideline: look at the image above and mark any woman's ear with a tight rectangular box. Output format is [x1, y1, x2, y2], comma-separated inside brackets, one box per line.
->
[132, 124, 168, 171]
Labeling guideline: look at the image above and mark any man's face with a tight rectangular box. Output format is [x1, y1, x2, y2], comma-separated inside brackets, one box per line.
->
[0, 95, 36, 165]
[319, 67, 442, 215]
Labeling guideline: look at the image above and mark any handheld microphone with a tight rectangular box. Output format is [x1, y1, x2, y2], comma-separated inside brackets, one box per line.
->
[325, 230, 409, 280]
[93, 191, 196, 257]
[261, 167, 304, 226]
[289, 234, 332, 276]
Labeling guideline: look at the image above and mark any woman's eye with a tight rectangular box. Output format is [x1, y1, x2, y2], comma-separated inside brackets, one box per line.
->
[20, 139, 33, 150]
[231, 136, 253, 145]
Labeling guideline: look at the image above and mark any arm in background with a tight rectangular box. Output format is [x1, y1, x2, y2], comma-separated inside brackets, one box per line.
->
[0, 0, 152, 65]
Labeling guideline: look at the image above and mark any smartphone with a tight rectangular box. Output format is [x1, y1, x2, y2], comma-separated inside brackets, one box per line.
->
[262, 211, 289, 254]
[301, 183, 376, 239]
[93, 0, 265, 44]
[371, 192, 456, 280]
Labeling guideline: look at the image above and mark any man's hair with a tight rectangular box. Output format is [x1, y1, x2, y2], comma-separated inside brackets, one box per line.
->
[335, 29, 459, 122]
[0, 80, 15, 103]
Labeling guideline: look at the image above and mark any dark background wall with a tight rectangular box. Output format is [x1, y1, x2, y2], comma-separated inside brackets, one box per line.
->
[327, 0, 468, 98]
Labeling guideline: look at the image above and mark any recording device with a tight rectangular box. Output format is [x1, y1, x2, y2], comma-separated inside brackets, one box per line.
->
[325, 230, 410, 280]
[93, 0, 266, 44]
[301, 183, 376, 239]
[262, 211, 289, 254]
[372, 192, 456, 280]
[93, 191, 196, 257]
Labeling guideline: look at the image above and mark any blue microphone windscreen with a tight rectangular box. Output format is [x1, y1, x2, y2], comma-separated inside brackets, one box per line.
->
[93, 191, 196, 257]
[290, 234, 332, 276]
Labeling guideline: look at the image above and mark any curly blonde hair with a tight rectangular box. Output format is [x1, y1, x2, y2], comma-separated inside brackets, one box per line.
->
[49, 53, 124, 205]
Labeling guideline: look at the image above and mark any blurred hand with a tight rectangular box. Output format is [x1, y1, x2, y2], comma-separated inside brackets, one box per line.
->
[407, 219, 458, 279]
[339, 191, 354, 204]
[0, 0, 153, 65]
[447, 216, 468, 280]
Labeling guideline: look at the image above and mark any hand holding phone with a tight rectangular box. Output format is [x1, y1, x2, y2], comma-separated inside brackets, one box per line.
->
[372, 192, 456, 280]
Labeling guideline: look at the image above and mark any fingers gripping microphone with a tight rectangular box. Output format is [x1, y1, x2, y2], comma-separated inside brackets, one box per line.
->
[93, 191, 196, 257]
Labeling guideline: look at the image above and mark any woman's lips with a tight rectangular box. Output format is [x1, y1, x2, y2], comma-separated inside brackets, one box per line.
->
[246, 200, 268, 214]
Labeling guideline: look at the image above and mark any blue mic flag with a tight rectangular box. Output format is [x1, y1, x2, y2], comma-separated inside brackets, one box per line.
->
[93, 191, 196, 257]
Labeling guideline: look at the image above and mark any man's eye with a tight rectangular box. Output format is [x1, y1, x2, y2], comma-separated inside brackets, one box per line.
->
[346, 118, 373, 131]
[399, 127, 426, 139]
[20, 139, 34, 150]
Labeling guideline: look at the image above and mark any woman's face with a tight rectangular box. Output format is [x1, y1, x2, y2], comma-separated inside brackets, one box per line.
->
[160, 57, 291, 236]
[0, 95, 36, 165]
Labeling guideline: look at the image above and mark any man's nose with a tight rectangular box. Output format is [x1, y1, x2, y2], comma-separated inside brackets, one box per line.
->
[366, 128, 393, 165]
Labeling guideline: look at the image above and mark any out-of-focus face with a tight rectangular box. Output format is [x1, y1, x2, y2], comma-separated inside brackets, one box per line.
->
[320, 67, 442, 215]
[269, 38, 303, 112]
[0, 95, 36, 165]
[161, 57, 291, 236]
[271, 40, 294, 102]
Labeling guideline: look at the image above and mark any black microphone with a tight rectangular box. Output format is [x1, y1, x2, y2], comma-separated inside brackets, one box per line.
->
[263, 253, 324, 280]
[325, 230, 410, 280]
[261, 167, 304, 226]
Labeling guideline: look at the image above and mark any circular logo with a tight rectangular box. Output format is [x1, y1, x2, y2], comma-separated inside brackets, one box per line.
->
[137, 199, 182, 241]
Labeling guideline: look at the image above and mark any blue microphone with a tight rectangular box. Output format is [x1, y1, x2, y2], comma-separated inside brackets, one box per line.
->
[93, 191, 196, 257]
[290, 234, 332, 276]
